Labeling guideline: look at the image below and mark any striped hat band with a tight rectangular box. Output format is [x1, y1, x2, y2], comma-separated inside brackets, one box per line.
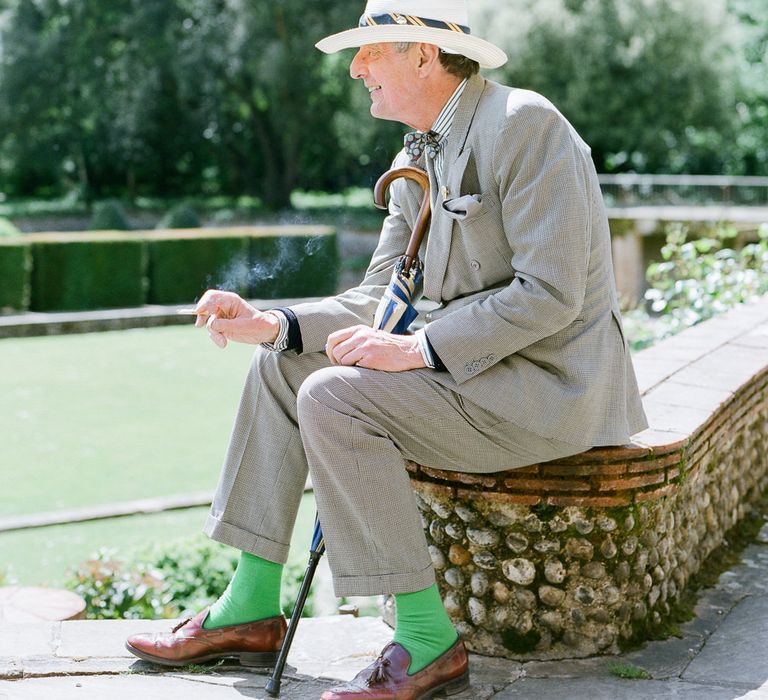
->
[359, 13, 470, 35]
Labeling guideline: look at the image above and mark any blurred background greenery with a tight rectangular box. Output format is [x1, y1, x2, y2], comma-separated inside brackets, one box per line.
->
[0, 0, 765, 214]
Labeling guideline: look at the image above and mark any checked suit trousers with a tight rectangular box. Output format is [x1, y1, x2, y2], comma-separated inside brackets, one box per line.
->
[204, 347, 588, 596]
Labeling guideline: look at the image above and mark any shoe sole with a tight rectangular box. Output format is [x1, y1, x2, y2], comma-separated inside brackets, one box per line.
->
[422, 670, 470, 699]
[125, 641, 278, 669]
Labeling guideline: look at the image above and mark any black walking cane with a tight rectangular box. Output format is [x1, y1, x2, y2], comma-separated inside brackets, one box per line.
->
[265, 515, 325, 697]
[265, 167, 431, 696]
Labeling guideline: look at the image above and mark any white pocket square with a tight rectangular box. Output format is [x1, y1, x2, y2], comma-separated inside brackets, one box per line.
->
[441, 194, 483, 220]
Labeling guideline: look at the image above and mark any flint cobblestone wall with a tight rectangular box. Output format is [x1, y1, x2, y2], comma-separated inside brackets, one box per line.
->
[405, 300, 768, 659]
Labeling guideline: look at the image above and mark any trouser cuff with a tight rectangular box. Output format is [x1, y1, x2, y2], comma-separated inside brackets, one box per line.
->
[203, 514, 290, 564]
[331, 563, 436, 598]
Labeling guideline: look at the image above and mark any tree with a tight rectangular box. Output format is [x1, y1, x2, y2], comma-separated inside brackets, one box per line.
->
[481, 0, 739, 174]
[0, 0, 203, 200]
[173, 0, 402, 208]
[725, 0, 768, 175]
[0, 0, 404, 206]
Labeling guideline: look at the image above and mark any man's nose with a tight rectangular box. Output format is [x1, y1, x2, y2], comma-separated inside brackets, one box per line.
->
[349, 49, 366, 79]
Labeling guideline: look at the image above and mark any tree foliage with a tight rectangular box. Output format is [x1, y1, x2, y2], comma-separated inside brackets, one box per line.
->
[488, 0, 738, 173]
[0, 0, 766, 204]
[0, 0, 403, 207]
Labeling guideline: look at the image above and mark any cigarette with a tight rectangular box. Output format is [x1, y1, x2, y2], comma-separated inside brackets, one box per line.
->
[176, 308, 209, 316]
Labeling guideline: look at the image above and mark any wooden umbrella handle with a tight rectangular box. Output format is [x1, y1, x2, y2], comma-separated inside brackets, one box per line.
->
[374, 166, 431, 264]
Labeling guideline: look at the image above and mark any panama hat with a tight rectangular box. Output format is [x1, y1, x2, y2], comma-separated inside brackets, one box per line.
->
[316, 0, 508, 69]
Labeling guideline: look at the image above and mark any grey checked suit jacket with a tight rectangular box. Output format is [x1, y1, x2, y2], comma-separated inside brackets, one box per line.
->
[289, 73, 648, 447]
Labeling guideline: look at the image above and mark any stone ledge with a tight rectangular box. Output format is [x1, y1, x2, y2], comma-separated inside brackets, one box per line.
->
[406, 298, 768, 659]
[0, 297, 324, 339]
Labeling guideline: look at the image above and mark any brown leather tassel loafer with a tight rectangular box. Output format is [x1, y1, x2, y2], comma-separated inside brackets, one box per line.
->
[320, 639, 469, 700]
[125, 610, 287, 668]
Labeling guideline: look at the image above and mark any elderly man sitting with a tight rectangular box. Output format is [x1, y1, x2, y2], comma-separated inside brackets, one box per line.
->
[126, 2, 647, 698]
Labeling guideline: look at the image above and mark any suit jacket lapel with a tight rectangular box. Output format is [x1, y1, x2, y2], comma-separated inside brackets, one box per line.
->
[423, 74, 486, 302]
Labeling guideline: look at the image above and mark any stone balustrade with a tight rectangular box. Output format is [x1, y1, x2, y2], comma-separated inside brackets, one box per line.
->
[404, 299, 768, 659]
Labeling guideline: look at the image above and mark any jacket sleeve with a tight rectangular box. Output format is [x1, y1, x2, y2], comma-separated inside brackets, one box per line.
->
[287, 156, 422, 354]
[424, 101, 592, 385]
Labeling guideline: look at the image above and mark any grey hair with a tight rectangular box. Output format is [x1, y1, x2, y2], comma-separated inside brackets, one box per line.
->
[392, 42, 480, 78]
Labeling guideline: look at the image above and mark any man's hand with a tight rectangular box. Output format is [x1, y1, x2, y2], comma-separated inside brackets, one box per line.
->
[326, 325, 426, 372]
[192, 289, 280, 349]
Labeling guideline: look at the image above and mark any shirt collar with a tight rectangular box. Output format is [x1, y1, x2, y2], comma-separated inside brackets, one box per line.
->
[429, 78, 468, 142]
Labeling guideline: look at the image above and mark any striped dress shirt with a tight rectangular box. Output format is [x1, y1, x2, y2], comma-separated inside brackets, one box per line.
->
[430, 77, 468, 181]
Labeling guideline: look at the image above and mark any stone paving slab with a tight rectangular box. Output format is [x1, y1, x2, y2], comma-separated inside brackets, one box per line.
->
[0, 674, 330, 700]
[0, 625, 54, 658]
[492, 677, 747, 699]
[683, 595, 768, 690]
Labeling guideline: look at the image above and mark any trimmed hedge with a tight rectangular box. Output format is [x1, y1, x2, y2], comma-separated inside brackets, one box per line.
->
[29, 233, 147, 311]
[146, 234, 249, 304]
[0, 240, 32, 313]
[156, 203, 201, 230]
[0, 217, 22, 238]
[249, 230, 339, 299]
[89, 199, 131, 231]
[19, 226, 337, 312]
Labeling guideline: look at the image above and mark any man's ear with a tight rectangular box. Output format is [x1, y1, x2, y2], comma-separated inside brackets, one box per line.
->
[416, 43, 441, 76]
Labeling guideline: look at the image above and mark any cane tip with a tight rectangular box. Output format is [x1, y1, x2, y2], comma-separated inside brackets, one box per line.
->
[265, 678, 281, 697]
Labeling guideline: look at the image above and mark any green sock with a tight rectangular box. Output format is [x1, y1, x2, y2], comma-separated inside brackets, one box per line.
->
[393, 584, 458, 674]
[203, 552, 283, 629]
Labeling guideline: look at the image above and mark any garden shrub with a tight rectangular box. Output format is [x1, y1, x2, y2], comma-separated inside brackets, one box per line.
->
[0, 239, 31, 312]
[30, 234, 147, 311]
[248, 230, 338, 299]
[157, 203, 201, 230]
[623, 223, 768, 350]
[89, 199, 131, 231]
[146, 233, 249, 304]
[66, 540, 315, 620]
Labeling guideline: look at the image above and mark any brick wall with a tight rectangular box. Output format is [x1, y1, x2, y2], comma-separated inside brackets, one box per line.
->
[405, 299, 768, 658]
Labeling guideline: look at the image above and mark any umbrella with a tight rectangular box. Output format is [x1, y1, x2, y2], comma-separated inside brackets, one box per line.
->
[265, 166, 431, 697]
[372, 166, 432, 333]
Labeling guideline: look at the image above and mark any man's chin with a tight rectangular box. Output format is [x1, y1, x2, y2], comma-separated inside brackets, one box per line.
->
[369, 105, 400, 124]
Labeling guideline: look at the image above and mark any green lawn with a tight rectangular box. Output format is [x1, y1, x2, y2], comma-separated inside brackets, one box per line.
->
[1, 325, 255, 517]
[0, 325, 319, 587]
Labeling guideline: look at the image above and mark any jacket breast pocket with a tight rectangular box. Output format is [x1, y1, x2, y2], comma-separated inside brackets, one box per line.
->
[441, 193, 499, 224]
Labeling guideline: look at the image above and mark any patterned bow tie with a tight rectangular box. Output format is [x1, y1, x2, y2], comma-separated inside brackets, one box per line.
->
[404, 130, 441, 161]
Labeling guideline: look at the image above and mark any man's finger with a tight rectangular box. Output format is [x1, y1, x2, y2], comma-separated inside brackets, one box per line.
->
[336, 342, 369, 367]
[329, 331, 370, 365]
[194, 302, 220, 327]
[326, 326, 360, 349]
[326, 327, 359, 363]
[207, 314, 228, 348]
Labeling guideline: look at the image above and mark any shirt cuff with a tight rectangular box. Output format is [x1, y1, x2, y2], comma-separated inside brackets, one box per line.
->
[275, 307, 303, 354]
[260, 307, 303, 354]
[260, 311, 289, 352]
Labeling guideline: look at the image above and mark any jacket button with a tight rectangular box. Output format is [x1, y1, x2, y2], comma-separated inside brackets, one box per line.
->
[425, 313, 432, 322]
[465, 365, 473, 375]
[470, 260, 481, 271]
